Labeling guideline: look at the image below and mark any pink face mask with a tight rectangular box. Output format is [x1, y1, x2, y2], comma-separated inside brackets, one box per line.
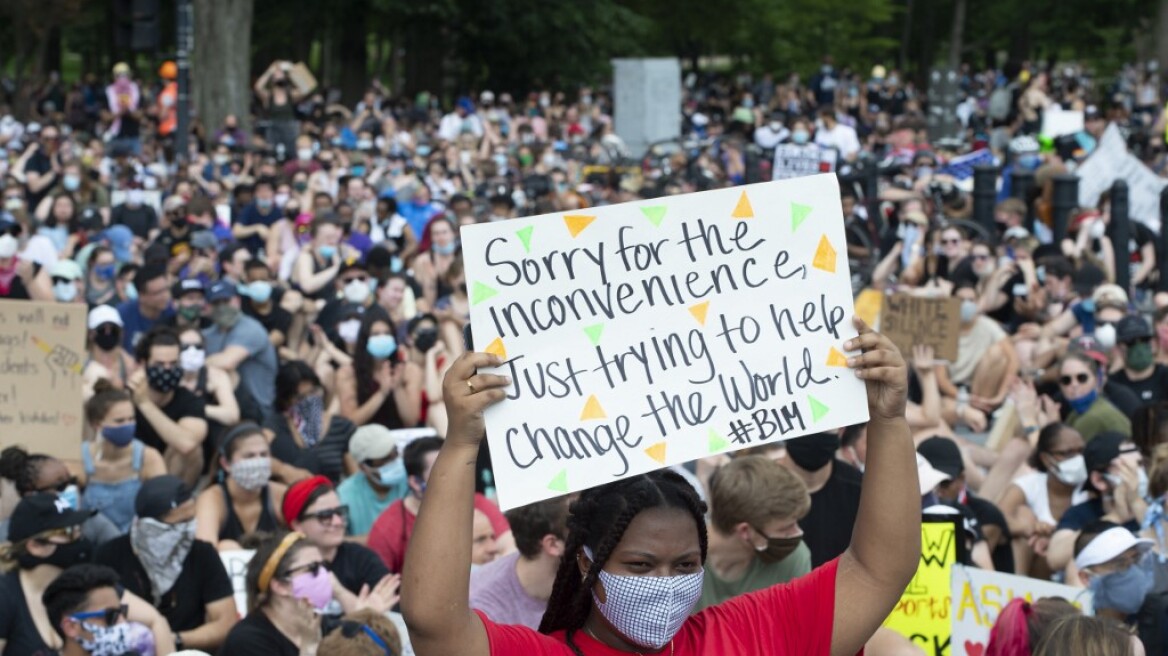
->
[290, 564, 333, 610]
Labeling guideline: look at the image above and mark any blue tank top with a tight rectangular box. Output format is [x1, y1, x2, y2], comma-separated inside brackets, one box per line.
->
[81, 440, 144, 533]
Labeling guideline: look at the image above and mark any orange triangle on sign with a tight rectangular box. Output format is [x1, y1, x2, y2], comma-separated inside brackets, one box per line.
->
[564, 215, 596, 237]
[689, 301, 710, 326]
[484, 337, 507, 360]
[580, 395, 607, 421]
[731, 191, 754, 218]
[826, 347, 849, 367]
[644, 442, 667, 464]
[812, 235, 837, 273]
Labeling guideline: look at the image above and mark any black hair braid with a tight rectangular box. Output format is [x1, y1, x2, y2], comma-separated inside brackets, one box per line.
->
[537, 470, 708, 653]
[0, 446, 52, 495]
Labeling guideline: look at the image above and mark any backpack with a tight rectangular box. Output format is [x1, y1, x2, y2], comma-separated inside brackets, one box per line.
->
[988, 86, 1013, 121]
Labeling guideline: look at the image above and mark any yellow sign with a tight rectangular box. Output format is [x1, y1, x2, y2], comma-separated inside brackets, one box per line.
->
[883, 520, 957, 656]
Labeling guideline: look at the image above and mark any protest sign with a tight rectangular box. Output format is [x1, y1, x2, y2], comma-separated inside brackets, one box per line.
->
[110, 189, 163, 215]
[881, 294, 961, 361]
[1041, 109, 1084, 138]
[772, 144, 837, 180]
[288, 62, 318, 95]
[951, 564, 1092, 656]
[0, 300, 86, 460]
[220, 549, 256, 617]
[883, 517, 962, 656]
[1078, 123, 1167, 233]
[853, 288, 883, 330]
[461, 175, 868, 510]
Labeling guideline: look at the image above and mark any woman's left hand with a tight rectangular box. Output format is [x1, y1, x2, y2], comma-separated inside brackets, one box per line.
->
[355, 573, 402, 614]
[845, 317, 908, 422]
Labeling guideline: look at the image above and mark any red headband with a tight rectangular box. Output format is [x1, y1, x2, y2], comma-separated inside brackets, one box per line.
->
[282, 475, 332, 524]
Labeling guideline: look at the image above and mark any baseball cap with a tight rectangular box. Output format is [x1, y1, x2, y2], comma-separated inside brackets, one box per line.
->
[349, 425, 431, 463]
[206, 280, 236, 303]
[134, 475, 192, 520]
[916, 454, 950, 496]
[173, 278, 206, 299]
[87, 304, 123, 330]
[49, 259, 83, 281]
[917, 437, 963, 480]
[190, 230, 218, 252]
[8, 492, 95, 542]
[1069, 335, 1110, 366]
[1116, 315, 1153, 344]
[1083, 432, 1128, 473]
[100, 225, 134, 263]
[1085, 105, 1102, 120]
[1002, 226, 1031, 241]
[1092, 284, 1129, 309]
[1074, 527, 1152, 570]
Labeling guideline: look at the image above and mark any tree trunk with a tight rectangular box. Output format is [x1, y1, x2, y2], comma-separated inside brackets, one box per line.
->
[947, 0, 965, 74]
[899, 0, 914, 73]
[1158, 0, 1168, 83]
[338, 0, 368, 105]
[193, 0, 254, 133]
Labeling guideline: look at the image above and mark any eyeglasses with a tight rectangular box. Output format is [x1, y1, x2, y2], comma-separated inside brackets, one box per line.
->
[301, 505, 349, 524]
[70, 604, 128, 626]
[284, 560, 331, 578]
[1059, 373, 1092, 386]
[339, 621, 395, 655]
[180, 343, 203, 351]
[36, 524, 82, 543]
[35, 476, 78, 493]
[972, 254, 991, 261]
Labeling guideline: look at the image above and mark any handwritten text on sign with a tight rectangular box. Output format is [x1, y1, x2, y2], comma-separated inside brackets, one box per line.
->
[883, 520, 958, 656]
[461, 176, 868, 510]
[881, 294, 961, 362]
[0, 299, 86, 460]
[950, 565, 1091, 656]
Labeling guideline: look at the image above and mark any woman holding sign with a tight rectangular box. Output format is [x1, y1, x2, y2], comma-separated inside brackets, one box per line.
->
[401, 318, 921, 655]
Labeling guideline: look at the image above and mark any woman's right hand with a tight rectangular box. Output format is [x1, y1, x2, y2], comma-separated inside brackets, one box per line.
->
[442, 352, 510, 447]
[292, 598, 322, 650]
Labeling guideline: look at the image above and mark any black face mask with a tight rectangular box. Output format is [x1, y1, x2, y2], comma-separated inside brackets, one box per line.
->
[413, 327, 439, 353]
[93, 325, 121, 351]
[751, 529, 802, 564]
[19, 537, 92, 570]
[146, 364, 183, 393]
[784, 433, 840, 471]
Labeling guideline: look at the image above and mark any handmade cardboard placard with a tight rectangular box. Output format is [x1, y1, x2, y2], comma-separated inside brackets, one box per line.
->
[881, 294, 961, 362]
[0, 300, 86, 460]
[951, 565, 1092, 656]
[883, 517, 963, 656]
[461, 175, 869, 510]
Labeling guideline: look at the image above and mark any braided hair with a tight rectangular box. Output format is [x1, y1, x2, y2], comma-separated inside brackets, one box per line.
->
[537, 470, 708, 655]
[0, 446, 53, 495]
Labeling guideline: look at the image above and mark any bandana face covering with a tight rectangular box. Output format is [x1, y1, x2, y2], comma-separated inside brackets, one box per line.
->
[130, 517, 196, 602]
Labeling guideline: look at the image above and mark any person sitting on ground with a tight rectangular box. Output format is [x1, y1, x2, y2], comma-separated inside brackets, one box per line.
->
[0, 446, 119, 546]
[470, 496, 570, 629]
[1057, 352, 1132, 442]
[1111, 315, 1168, 407]
[337, 424, 412, 538]
[985, 597, 1080, 656]
[778, 431, 862, 567]
[935, 282, 1018, 429]
[195, 423, 287, 551]
[1032, 614, 1143, 656]
[41, 564, 154, 656]
[1074, 524, 1158, 649]
[316, 609, 404, 656]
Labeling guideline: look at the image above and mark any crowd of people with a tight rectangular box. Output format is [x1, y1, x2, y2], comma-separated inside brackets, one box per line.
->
[0, 51, 1167, 656]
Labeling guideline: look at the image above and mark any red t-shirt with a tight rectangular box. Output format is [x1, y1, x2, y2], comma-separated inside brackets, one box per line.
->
[368, 493, 511, 572]
[478, 557, 841, 655]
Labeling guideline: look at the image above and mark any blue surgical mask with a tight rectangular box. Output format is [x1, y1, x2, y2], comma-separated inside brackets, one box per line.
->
[319, 245, 337, 260]
[390, 256, 403, 274]
[376, 458, 407, 487]
[351, 165, 366, 177]
[366, 334, 397, 359]
[257, 198, 273, 210]
[792, 130, 810, 145]
[94, 263, 117, 281]
[433, 241, 458, 256]
[1068, 388, 1098, 415]
[1089, 555, 1155, 615]
[125, 282, 138, 301]
[247, 280, 273, 303]
[59, 484, 80, 510]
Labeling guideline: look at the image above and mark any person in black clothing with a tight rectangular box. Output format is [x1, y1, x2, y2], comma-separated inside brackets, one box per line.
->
[779, 432, 863, 567]
[40, 564, 134, 656]
[1112, 315, 1168, 407]
[130, 326, 208, 485]
[282, 477, 399, 612]
[241, 259, 293, 354]
[194, 423, 287, 550]
[109, 191, 159, 241]
[917, 436, 1014, 573]
[95, 475, 236, 652]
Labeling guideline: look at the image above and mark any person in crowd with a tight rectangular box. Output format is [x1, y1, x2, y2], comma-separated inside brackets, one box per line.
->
[282, 476, 399, 612]
[1073, 525, 1156, 640]
[1057, 352, 1132, 441]
[936, 282, 1019, 429]
[95, 475, 237, 652]
[986, 597, 1081, 656]
[49, 258, 85, 304]
[469, 496, 570, 629]
[194, 423, 287, 551]
[778, 431, 863, 567]
[401, 320, 920, 655]
[203, 279, 279, 423]
[0, 447, 120, 545]
[698, 455, 811, 611]
[82, 304, 136, 398]
[80, 380, 166, 532]
[240, 259, 295, 354]
[337, 424, 412, 537]
[336, 304, 422, 430]
[402, 312, 452, 435]
[177, 325, 241, 469]
[129, 326, 208, 484]
[292, 215, 345, 300]
[1111, 315, 1168, 407]
[40, 563, 154, 656]
[0, 492, 175, 654]
[368, 436, 514, 573]
[1033, 614, 1142, 656]
[233, 177, 282, 255]
[316, 609, 403, 656]
[116, 261, 173, 350]
[1047, 433, 1146, 576]
[411, 216, 459, 311]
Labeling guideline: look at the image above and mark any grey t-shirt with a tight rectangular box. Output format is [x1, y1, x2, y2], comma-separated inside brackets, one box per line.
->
[469, 551, 547, 629]
[203, 314, 277, 410]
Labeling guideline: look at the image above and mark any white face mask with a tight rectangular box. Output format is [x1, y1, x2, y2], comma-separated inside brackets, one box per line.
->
[1094, 323, 1117, 351]
[338, 319, 361, 344]
[53, 281, 78, 302]
[180, 347, 205, 373]
[344, 278, 371, 304]
[1050, 454, 1088, 487]
[1089, 220, 1106, 240]
[584, 546, 703, 650]
[297, 148, 313, 162]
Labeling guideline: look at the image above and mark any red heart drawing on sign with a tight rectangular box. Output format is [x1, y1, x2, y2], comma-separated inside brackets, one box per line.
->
[965, 641, 985, 656]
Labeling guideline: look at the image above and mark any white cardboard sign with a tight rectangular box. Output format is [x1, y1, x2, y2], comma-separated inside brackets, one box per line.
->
[1041, 109, 1084, 138]
[1077, 122, 1167, 233]
[219, 549, 255, 617]
[950, 564, 1093, 655]
[461, 175, 869, 510]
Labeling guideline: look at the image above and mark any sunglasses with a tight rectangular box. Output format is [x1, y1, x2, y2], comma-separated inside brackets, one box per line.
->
[51, 277, 75, 286]
[284, 560, 331, 578]
[36, 524, 82, 544]
[1059, 373, 1092, 386]
[941, 238, 961, 245]
[71, 604, 128, 626]
[301, 505, 349, 523]
[36, 476, 78, 493]
[972, 254, 991, 261]
[180, 343, 203, 351]
[339, 620, 395, 655]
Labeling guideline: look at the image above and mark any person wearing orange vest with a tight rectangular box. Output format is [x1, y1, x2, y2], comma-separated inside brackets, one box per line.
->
[157, 61, 178, 138]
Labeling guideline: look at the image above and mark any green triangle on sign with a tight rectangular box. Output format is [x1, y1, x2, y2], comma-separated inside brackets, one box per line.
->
[708, 428, 730, 453]
[471, 281, 499, 305]
[516, 225, 534, 253]
[583, 324, 605, 346]
[641, 206, 667, 227]
[808, 395, 830, 422]
[791, 203, 812, 232]
[548, 469, 569, 493]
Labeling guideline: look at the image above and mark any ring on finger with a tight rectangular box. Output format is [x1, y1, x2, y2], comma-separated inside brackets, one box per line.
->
[467, 380, 476, 394]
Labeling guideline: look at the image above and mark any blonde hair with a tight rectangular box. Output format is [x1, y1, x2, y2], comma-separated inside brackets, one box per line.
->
[709, 455, 810, 534]
[1032, 616, 1133, 656]
[318, 609, 403, 655]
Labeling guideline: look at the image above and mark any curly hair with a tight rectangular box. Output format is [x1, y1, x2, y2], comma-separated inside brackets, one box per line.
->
[537, 470, 708, 655]
[0, 446, 54, 496]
